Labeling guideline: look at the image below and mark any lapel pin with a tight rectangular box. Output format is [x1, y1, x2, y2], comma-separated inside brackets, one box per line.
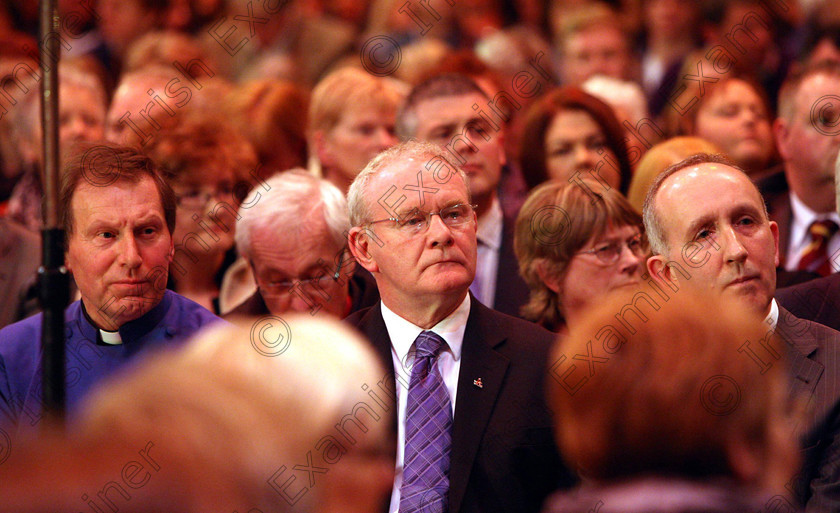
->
[473, 378, 483, 389]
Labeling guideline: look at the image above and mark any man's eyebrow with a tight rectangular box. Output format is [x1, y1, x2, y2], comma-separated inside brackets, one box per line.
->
[136, 215, 165, 225]
[429, 121, 456, 134]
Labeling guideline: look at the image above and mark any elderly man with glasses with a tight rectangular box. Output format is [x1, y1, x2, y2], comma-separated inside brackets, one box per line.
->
[229, 169, 378, 319]
[346, 140, 575, 513]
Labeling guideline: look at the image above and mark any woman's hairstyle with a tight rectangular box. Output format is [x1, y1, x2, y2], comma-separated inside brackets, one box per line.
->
[627, 136, 721, 211]
[228, 79, 310, 172]
[549, 288, 796, 485]
[514, 180, 642, 330]
[519, 87, 633, 193]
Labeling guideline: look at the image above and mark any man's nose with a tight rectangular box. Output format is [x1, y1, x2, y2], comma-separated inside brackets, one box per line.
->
[119, 234, 143, 268]
[721, 226, 748, 263]
[427, 213, 454, 247]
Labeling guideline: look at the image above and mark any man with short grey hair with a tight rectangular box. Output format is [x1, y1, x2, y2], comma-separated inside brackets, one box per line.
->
[230, 169, 378, 318]
[347, 140, 573, 513]
[644, 152, 840, 511]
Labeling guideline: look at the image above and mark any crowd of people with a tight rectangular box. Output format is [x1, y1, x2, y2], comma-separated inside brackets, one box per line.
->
[2, 0, 840, 512]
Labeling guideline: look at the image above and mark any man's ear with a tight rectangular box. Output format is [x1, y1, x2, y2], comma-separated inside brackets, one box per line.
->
[770, 220, 780, 268]
[773, 117, 790, 161]
[348, 226, 380, 274]
[646, 255, 678, 289]
[496, 130, 507, 167]
[534, 259, 562, 294]
[167, 234, 175, 263]
[314, 130, 334, 169]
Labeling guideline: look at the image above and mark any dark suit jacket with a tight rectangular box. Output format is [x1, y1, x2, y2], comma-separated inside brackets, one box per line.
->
[777, 274, 840, 333]
[492, 214, 531, 319]
[346, 298, 575, 513]
[776, 306, 840, 511]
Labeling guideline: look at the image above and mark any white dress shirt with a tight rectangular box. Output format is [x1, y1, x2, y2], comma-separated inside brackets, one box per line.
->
[785, 191, 840, 273]
[381, 294, 470, 513]
[471, 198, 503, 307]
[766, 298, 779, 332]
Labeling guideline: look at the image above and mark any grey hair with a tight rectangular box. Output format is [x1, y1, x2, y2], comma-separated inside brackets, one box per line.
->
[642, 153, 766, 255]
[347, 140, 470, 227]
[235, 169, 349, 258]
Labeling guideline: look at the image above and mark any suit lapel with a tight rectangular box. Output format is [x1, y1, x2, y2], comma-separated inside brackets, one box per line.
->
[356, 303, 396, 373]
[449, 300, 510, 513]
[357, 301, 512, 513]
[777, 307, 824, 437]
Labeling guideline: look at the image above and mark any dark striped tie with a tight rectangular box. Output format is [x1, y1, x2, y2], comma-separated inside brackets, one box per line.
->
[797, 220, 839, 277]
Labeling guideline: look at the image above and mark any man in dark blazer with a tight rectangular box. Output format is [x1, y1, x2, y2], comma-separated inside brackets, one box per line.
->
[758, 60, 840, 277]
[777, 272, 840, 332]
[644, 153, 840, 511]
[346, 141, 574, 513]
[395, 73, 530, 318]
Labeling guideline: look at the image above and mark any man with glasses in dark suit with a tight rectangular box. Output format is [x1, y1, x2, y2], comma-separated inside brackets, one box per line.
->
[346, 140, 574, 513]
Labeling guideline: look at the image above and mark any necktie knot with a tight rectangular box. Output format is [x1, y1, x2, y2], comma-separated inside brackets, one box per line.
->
[810, 219, 839, 240]
[798, 219, 839, 276]
[415, 330, 446, 360]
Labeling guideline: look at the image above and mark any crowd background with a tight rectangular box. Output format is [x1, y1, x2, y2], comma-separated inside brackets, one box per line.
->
[3, 1, 840, 511]
[2, 0, 840, 321]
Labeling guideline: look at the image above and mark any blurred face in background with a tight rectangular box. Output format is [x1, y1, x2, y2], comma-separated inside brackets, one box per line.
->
[694, 80, 774, 173]
[60, 83, 106, 150]
[562, 24, 631, 86]
[171, 164, 238, 253]
[97, 0, 163, 56]
[318, 98, 398, 187]
[544, 108, 621, 190]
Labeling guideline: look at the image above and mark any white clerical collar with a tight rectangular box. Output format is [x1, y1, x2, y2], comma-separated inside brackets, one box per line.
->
[99, 329, 123, 345]
[380, 294, 470, 368]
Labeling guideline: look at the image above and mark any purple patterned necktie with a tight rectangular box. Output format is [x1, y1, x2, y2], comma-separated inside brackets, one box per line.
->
[400, 330, 452, 513]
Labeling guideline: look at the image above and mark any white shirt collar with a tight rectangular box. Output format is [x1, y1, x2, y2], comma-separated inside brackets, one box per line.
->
[380, 294, 469, 370]
[765, 298, 779, 333]
[476, 197, 503, 250]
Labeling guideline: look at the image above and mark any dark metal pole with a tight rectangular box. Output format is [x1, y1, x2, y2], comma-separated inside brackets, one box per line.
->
[39, 0, 69, 423]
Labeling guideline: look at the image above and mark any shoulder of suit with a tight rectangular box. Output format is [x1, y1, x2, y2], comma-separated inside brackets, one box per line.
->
[471, 301, 557, 347]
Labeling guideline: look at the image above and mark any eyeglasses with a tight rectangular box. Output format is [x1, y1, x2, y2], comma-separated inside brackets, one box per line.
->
[176, 186, 235, 210]
[367, 203, 477, 235]
[576, 233, 647, 264]
[258, 251, 346, 297]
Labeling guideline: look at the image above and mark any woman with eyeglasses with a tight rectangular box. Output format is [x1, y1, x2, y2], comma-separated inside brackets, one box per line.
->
[144, 110, 258, 314]
[514, 179, 648, 332]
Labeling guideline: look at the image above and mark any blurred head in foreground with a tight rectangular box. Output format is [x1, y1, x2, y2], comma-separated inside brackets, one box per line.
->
[0, 316, 394, 513]
[546, 289, 797, 512]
